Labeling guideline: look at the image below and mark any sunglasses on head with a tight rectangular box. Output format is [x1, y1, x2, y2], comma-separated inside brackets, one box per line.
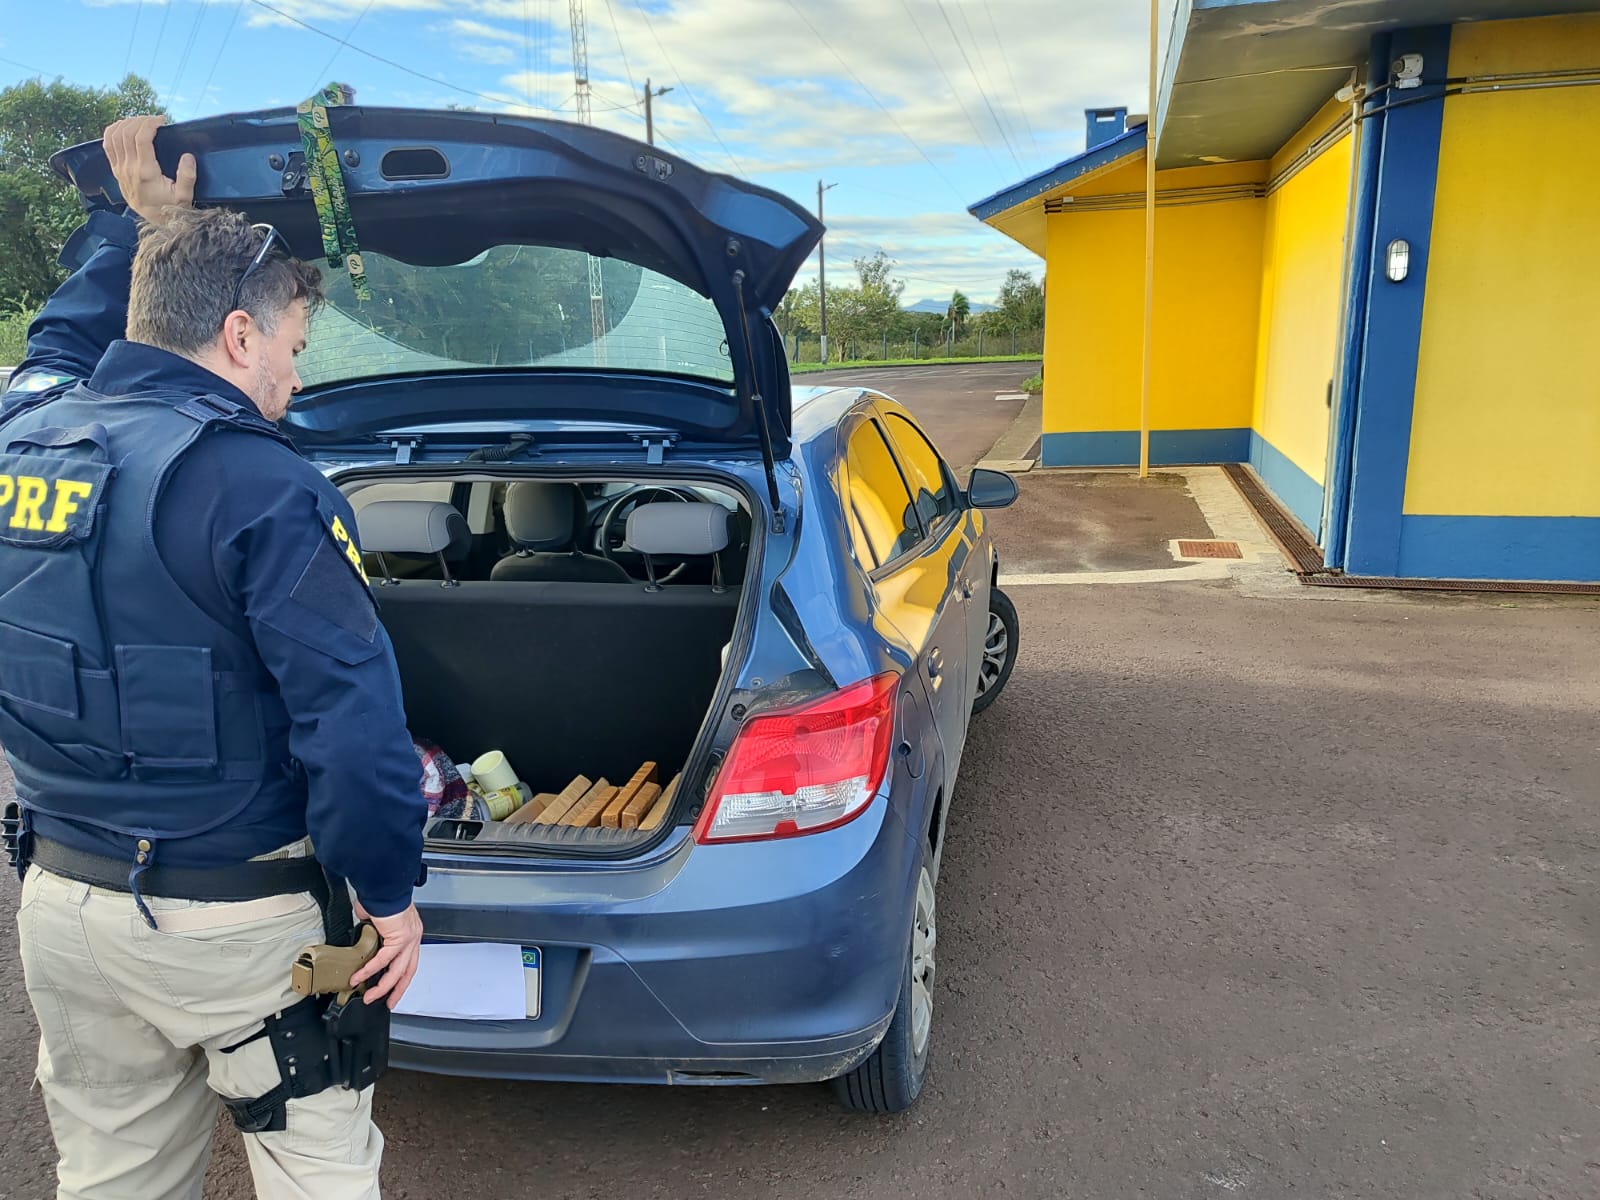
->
[228, 223, 288, 317]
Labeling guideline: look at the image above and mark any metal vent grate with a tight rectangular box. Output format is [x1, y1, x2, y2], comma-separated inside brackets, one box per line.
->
[1178, 540, 1242, 559]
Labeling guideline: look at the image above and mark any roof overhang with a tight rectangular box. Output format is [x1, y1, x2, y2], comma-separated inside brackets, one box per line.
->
[967, 125, 1146, 256]
[969, 0, 1600, 251]
[1157, 0, 1600, 167]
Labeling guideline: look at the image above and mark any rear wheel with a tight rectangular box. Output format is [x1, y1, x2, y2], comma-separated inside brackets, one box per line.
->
[831, 863, 936, 1113]
[972, 587, 1018, 714]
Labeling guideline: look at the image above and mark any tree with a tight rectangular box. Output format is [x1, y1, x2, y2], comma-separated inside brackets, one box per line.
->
[774, 287, 802, 338]
[995, 268, 1044, 333]
[945, 290, 971, 339]
[845, 251, 903, 341]
[0, 74, 163, 311]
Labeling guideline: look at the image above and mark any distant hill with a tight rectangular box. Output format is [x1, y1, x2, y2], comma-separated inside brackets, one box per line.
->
[904, 298, 997, 315]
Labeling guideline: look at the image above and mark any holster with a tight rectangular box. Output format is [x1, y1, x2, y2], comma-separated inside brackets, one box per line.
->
[324, 991, 390, 1093]
[221, 992, 391, 1135]
[3, 801, 31, 881]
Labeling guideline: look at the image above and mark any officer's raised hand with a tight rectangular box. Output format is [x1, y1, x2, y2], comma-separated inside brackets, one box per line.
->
[104, 115, 197, 225]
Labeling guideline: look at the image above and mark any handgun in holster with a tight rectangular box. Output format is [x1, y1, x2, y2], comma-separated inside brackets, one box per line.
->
[291, 923, 390, 1093]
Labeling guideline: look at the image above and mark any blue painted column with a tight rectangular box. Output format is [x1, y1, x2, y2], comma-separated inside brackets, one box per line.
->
[1322, 36, 1390, 570]
[1341, 25, 1452, 577]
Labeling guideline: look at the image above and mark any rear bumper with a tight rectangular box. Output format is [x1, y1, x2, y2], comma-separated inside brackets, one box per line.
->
[392, 1016, 890, 1086]
[391, 795, 922, 1086]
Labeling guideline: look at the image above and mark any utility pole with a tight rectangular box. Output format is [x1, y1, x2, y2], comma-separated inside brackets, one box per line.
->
[817, 179, 836, 363]
[643, 78, 673, 145]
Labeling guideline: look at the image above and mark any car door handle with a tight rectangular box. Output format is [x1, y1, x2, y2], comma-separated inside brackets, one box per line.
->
[959, 578, 975, 601]
[927, 649, 943, 680]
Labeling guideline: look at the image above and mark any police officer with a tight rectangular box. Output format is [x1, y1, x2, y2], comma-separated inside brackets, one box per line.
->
[1, 116, 426, 1199]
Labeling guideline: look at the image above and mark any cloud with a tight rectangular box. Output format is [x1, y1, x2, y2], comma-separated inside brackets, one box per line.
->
[98, 0, 1131, 294]
[456, 43, 516, 66]
[234, 0, 1144, 168]
[795, 211, 1042, 301]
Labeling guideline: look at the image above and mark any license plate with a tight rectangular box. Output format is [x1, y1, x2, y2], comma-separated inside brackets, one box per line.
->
[522, 947, 542, 1019]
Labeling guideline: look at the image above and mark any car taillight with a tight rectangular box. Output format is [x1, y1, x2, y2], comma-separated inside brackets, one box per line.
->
[694, 673, 900, 844]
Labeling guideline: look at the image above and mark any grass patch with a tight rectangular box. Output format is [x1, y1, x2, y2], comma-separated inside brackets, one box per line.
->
[792, 353, 1041, 374]
[0, 312, 31, 368]
[1019, 373, 1043, 394]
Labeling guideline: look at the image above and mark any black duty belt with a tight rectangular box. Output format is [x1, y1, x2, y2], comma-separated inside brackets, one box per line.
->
[30, 835, 329, 904]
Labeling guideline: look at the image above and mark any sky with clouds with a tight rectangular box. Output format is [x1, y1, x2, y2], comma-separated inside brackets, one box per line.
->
[0, 0, 1158, 304]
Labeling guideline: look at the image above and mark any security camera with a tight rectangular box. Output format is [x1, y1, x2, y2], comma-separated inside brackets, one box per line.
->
[1393, 53, 1425, 89]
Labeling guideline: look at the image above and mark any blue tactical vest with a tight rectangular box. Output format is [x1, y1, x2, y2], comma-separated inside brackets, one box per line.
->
[0, 385, 295, 854]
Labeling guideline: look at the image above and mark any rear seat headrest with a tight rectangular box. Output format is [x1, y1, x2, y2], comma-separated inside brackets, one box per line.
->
[503, 481, 580, 551]
[357, 500, 470, 557]
[626, 502, 732, 556]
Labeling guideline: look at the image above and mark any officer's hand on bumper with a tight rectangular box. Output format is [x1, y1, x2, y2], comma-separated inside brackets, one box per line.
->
[349, 900, 424, 1009]
[103, 115, 196, 225]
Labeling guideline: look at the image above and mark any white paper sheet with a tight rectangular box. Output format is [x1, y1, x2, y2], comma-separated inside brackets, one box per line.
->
[393, 942, 527, 1021]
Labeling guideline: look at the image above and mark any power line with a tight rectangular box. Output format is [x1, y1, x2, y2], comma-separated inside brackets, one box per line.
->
[193, 0, 248, 117]
[147, 0, 173, 78]
[602, 0, 637, 97]
[167, 0, 211, 107]
[981, 0, 1039, 159]
[124, 1, 145, 76]
[895, 0, 1006, 176]
[629, 0, 743, 174]
[0, 53, 49, 78]
[950, 0, 1019, 153]
[242, 0, 573, 113]
[931, 0, 1022, 170]
[310, 0, 379, 91]
[776, 0, 965, 201]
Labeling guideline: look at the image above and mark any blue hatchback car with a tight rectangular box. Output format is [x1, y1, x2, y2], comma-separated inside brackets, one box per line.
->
[57, 107, 1020, 1111]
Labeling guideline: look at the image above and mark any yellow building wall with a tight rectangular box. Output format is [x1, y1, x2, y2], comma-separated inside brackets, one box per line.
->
[1405, 13, 1600, 518]
[1250, 100, 1354, 490]
[1041, 158, 1265, 441]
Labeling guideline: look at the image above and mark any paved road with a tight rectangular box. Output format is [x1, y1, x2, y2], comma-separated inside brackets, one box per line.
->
[5, 366, 1600, 1198]
[802, 361, 1038, 472]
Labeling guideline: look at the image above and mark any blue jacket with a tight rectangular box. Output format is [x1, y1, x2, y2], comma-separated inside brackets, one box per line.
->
[0, 213, 425, 917]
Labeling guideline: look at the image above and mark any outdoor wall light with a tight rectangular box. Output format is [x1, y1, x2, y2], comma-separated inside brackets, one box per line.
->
[1386, 239, 1411, 282]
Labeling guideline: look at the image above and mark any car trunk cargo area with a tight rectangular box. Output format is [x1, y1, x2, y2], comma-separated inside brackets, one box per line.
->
[342, 470, 754, 853]
[381, 578, 735, 846]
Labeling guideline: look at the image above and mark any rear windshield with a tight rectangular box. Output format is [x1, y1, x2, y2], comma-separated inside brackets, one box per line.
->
[297, 246, 734, 388]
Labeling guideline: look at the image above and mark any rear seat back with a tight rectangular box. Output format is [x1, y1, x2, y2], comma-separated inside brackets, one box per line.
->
[375, 581, 738, 793]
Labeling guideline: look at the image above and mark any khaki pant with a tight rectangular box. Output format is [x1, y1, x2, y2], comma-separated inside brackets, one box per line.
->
[17, 864, 385, 1200]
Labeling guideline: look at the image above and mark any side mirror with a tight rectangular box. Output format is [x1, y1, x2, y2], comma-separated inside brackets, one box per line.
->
[966, 468, 1019, 509]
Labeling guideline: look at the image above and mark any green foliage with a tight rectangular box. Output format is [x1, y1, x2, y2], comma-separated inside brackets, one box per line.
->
[995, 269, 1045, 334]
[1020, 372, 1043, 393]
[0, 74, 163, 312]
[0, 310, 30, 365]
[945, 289, 970, 336]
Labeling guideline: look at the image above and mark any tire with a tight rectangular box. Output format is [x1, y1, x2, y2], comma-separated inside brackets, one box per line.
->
[971, 587, 1018, 715]
[831, 862, 937, 1113]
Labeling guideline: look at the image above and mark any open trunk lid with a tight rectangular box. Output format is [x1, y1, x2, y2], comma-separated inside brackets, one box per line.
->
[50, 107, 821, 472]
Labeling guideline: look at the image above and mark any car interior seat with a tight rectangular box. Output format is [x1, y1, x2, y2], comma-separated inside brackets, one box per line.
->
[490, 481, 631, 583]
[357, 498, 472, 585]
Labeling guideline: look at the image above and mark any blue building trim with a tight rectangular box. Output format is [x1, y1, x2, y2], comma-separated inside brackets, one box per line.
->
[1323, 35, 1390, 570]
[1340, 24, 1453, 577]
[968, 126, 1146, 222]
[1397, 516, 1600, 583]
[1248, 433, 1325, 538]
[1040, 428, 1249, 468]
